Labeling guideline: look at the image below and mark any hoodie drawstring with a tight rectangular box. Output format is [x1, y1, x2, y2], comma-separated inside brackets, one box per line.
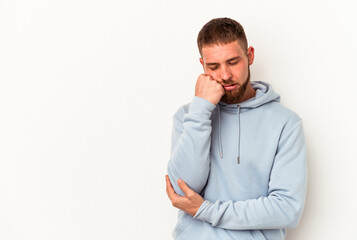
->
[236, 105, 241, 164]
[217, 104, 241, 164]
[217, 104, 223, 158]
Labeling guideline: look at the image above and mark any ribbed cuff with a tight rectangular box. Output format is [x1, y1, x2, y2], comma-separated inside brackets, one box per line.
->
[193, 200, 212, 221]
[188, 96, 216, 116]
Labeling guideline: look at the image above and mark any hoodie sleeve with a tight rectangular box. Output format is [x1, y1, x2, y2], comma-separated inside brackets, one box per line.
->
[193, 120, 307, 230]
[167, 96, 216, 196]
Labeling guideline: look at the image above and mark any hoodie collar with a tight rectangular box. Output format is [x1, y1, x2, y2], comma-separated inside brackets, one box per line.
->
[218, 81, 280, 109]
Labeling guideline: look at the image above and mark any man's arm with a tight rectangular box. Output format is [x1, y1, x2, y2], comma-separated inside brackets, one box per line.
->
[167, 96, 215, 196]
[167, 74, 224, 196]
[167, 120, 307, 230]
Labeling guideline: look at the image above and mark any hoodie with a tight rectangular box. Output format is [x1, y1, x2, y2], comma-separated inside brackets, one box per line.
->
[167, 81, 307, 240]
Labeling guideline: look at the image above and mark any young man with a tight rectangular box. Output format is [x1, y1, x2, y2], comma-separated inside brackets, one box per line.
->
[166, 17, 307, 240]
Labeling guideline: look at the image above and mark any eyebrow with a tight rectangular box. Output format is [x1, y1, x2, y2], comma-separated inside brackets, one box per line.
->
[205, 56, 240, 66]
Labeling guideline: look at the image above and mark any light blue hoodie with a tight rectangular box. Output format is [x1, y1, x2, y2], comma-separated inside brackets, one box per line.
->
[167, 81, 307, 240]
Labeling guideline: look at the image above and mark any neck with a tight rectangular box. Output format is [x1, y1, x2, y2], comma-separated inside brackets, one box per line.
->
[237, 81, 256, 103]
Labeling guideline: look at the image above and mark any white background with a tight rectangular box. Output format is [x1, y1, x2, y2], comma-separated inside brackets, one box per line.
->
[0, 0, 356, 239]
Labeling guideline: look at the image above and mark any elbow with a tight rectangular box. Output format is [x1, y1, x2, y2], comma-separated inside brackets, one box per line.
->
[285, 215, 300, 229]
[271, 189, 306, 229]
[167, 162, 209, 195]
[284, 202, 305, 229]
[167, 166, 185, 196]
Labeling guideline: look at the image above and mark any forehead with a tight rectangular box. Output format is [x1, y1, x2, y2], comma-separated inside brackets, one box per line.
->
[201, 41, 245, 62]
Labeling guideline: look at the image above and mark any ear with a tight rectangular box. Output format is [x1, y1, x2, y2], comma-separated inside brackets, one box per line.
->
[199, 58, 204, 66]
[247, 46, 255, 65]
[199, 58, 206, 72]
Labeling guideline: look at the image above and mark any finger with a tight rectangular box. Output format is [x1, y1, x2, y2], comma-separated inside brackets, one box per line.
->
[165, 175, 177, 199]
[200, 73, 212, 80]
[177, 179, 194, 196]
[207, 75, 214, 81]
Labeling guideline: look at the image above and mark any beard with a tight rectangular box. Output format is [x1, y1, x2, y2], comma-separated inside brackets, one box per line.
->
[220, 67, 250, 104]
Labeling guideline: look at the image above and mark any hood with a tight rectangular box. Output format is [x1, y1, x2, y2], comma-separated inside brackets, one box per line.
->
[218, 81, 280, 109]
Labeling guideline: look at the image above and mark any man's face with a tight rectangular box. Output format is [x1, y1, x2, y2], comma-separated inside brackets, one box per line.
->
[200, 40, 254, 104]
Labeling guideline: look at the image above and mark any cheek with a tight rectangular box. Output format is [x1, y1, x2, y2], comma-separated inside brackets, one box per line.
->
[232, 64, 248, 79]
[211, 72, 220, 79]
[205, 69, 219, 79]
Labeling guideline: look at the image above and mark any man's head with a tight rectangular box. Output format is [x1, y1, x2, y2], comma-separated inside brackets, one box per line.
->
[197, 17, 248, 57]
[197, 18, 255, 104]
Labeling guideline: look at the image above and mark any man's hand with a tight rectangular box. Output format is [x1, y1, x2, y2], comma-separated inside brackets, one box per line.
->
[165, 175, 204, 216]
[195, 74, 224, 105]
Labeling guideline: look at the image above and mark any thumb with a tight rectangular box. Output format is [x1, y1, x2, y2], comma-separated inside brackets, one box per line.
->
[177, 179, 194, 196]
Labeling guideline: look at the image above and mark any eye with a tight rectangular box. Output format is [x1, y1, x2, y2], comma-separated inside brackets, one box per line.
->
[209, 66, 218, 71]
[229, 61, 239, 65]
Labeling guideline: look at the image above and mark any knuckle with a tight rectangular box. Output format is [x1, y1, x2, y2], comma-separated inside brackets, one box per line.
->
[198, 74, 205, 80]
[187, 193, 194, 198]
[203, 75, 211, 80]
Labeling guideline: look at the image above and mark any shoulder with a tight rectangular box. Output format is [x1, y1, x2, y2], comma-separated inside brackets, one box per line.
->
[263, 101, 302, 126]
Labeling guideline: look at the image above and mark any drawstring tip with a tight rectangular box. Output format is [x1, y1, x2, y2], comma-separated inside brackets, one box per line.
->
[237, 156, 240, 164]
[220, 151, 223, 158]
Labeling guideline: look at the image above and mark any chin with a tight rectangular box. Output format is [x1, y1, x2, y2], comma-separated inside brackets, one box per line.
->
[222, 89, 246, 104]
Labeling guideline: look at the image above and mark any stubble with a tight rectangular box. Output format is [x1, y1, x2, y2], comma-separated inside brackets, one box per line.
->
[220, 67, 250, 104]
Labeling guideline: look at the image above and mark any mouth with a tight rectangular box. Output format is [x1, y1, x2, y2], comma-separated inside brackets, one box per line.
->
[222, 83, 238, 91]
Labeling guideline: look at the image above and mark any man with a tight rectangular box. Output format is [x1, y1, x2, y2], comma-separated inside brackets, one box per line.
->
[166, 17, 307, 240]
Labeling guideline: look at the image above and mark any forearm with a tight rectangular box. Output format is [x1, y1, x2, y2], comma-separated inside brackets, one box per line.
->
[167, 96, 215, 196]
[194, 120, 307, 230]
[194, 189, 306, 230]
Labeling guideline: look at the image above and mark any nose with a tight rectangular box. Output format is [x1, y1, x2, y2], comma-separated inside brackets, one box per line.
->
[219, 65, 232, 81]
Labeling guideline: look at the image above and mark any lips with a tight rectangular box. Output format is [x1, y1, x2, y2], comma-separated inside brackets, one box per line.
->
[223, 84, 238, 91]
